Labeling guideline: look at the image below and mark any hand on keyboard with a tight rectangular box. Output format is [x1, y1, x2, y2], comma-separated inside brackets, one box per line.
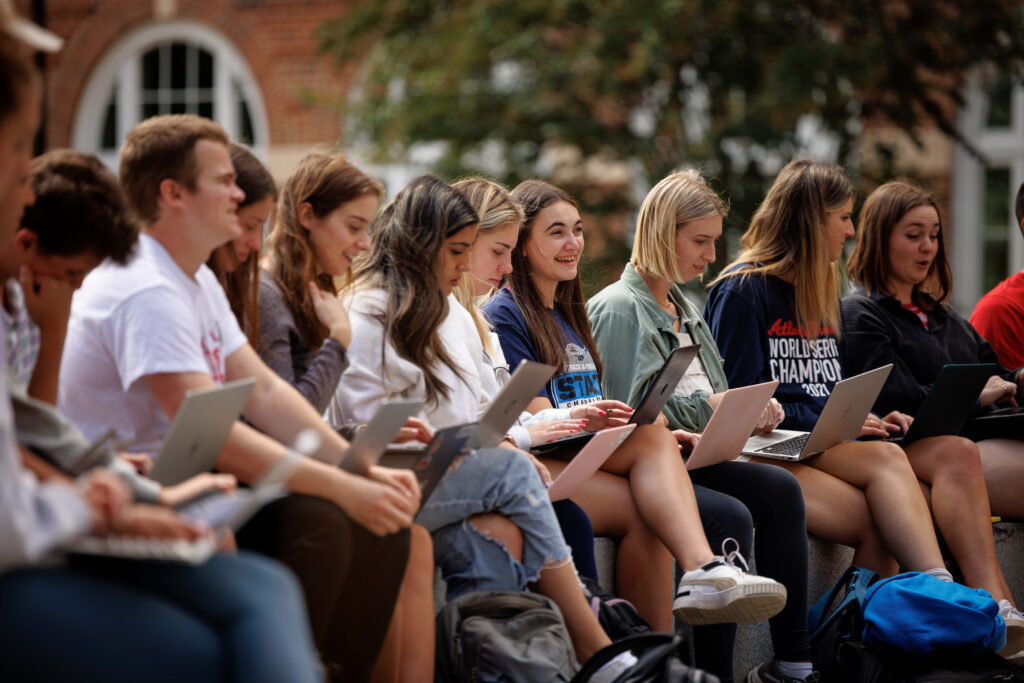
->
[68, 504, 216, 565]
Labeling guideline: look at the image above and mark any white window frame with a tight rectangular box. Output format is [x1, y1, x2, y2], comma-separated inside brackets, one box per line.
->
[72, 20, 269, 170]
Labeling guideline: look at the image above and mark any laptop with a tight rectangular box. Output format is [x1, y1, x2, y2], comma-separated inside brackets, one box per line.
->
[470, 361, 556, 449]
[547, 424, 636, 501]
[409, 423, 478, 506]
[741, 365, 893, 461]
[880, 363, 994, 446]
[531, 345, 700, 454]
[148, 378, 256, 486]
[339, 400, 422, 475]
[684, 380, 780, 471]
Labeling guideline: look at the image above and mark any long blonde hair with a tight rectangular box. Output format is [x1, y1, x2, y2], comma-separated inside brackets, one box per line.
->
[451, 177, 524, 355]
[711, 159, 854, 337]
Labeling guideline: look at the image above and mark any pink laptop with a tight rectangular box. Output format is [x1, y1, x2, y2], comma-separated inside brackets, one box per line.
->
[547, 424, 637, 502]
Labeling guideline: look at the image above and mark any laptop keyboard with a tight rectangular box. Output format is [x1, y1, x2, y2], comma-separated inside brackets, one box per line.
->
[67, 533, 216, 565]
[754, 433, 810, 457]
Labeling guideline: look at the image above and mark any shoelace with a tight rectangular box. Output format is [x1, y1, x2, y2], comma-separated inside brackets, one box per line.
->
[720, 537, 750, 573]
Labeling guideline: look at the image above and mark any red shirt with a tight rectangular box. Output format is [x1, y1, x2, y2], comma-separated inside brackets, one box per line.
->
[970, 271, 1024, 368]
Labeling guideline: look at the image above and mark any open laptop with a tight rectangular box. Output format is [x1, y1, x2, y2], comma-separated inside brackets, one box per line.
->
[339, 400, 422, 474]
[148, 378, 256, 486]
[878, 363, 994, 446]
[741, 365, 893, 461]
[684, 380, 779, 471]
[531, 345, 700, 454]
[547, 424, 636, 501]
[408, 423, 478, 506]
[470, 361, 556, 449]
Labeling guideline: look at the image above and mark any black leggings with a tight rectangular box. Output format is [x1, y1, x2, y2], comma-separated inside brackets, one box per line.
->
[689, 461, 810, 683]
[236, 494, 410, 682]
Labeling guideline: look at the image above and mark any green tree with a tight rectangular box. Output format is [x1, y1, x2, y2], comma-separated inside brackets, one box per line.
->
[321, 0, 1024, 287]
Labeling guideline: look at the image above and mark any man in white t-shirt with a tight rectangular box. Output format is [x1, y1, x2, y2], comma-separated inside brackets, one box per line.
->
[57, 114, 417, 680]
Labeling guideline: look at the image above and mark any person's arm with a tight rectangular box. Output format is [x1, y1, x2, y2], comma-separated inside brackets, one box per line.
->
[257, 278, 348, 414]
[840, 296, 933, 416]
[19, 268, 74, 405]
[143, 364, 420, 536]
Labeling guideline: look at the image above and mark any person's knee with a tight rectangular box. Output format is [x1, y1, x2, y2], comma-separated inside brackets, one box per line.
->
[468, 513, 524, 561]
[935, 437, 983, 479]
[869, 442, 915, 475]
[630, 423, 679, 457]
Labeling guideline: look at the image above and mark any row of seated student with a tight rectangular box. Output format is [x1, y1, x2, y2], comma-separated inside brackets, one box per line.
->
[4, 16, 1024, 683]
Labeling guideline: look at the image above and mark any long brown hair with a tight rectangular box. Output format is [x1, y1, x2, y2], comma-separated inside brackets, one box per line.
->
[711, 159, 854, 337]
[208, 143, 276, 347]
[263, 153, 383, 350]
[349, 175, 479, 406]
[451, 177, 523, 354]
[847, 180, 951, 309]
[507, 179, 603, 377]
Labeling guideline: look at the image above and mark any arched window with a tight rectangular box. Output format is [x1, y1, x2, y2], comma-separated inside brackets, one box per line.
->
[951, 68, 1024, 313]
[73, 21, 268, 170]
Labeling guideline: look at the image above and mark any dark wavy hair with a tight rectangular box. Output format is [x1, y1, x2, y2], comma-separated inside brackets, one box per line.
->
[348, 175, 479, 406]
[506, 179, 603, 378]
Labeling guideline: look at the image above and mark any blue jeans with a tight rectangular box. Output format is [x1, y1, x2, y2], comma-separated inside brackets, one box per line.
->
[0, 551, 320, 683]
[417, 447, 572, 600]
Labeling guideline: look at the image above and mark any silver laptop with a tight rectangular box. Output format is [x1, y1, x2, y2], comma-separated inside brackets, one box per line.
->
[741, 365, 893, 461]
[147, 378, 256, 486]
[339, 400, 422, 475]
[471, 361, 556, 449]
[684, 380, 779, 471]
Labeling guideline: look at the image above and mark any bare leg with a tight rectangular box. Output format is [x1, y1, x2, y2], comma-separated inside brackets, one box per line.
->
[598, 424, 715, 570]
[371, 524, 435, 683]
[978, 439, 1024, 520]
[752, 457, 898, 576]
[468, 513, 524, 561]
[906, 437, 1012, 602]
[544, 460, 673, 631]
[532, 560, 612, 662]
[800, 441, 944, 570]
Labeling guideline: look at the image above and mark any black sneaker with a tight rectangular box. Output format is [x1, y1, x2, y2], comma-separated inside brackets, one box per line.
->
[746, 659, 820, 683]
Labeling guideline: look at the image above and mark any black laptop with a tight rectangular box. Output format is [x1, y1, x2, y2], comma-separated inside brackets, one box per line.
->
[878, 363, 994, 446]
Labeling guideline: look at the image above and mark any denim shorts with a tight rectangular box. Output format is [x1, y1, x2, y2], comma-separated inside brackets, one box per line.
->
[416, 447, 571, 600]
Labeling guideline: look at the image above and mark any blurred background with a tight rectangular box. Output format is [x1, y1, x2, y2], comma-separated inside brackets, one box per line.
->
[19, 0, 1024, 312]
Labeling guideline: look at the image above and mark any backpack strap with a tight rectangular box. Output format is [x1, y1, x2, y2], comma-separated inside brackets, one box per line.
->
[809, 566, 878, 644]
[570, 633, 681, 682]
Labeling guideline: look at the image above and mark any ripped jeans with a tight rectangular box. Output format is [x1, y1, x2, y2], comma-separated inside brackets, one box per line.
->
[415, 447, 572, 601]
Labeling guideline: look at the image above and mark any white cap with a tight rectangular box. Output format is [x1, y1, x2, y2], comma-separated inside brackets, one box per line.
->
[0, 0, 63, 52]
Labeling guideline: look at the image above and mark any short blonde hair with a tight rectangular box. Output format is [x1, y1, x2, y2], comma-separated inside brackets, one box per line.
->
[632, 169, 727, 282]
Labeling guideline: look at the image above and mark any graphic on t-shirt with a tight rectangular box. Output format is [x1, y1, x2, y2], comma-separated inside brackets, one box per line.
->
[201, 322, 227, 383]
[551, 342, 602, 408]
[766, 318, 842, 398]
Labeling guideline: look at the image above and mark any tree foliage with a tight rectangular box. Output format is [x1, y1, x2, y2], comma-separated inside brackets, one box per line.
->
[320, 0, 1024, 286]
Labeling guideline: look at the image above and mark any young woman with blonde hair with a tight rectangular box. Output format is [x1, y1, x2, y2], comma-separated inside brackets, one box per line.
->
[704, 160, 1023, 658]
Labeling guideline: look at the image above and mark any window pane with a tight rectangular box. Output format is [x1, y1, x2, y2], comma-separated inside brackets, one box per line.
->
[101, 90, 118, 150]
[142, 102, 159, 120]
[170, 101, 186, 115]
[198, 49, 213, 89]
[985, 75, 1013, 129]
[236, 82, 254, 144]
[142, 48, 160, 90]
[198, 101, 213, 119]
[983, 166, 1011, 293]
[171, 43, 187, 90]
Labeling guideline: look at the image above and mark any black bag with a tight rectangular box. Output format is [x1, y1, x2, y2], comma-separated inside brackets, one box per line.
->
[435, 590, 577, 682]
[571, 633, 719, 683]
[809, 567, 1024, 683]
[581, 576, 653, 641]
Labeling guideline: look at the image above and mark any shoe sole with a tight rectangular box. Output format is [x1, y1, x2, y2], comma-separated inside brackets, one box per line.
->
[672, 583, 787, 625]
[1000, 618, 1024, 658]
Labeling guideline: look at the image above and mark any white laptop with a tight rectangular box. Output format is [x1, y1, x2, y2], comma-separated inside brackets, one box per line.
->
[684, 380, 779, 471]
[740, 365, 893, 461]
[547, 424, 636, 502]
[148, 378, 256, 486]
[339, 400, 422, 475]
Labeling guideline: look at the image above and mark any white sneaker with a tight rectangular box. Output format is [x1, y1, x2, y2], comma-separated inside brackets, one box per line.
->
[673, 538, 787, 625]
[589, 651, 638, 683]
[999, 600, 1024, 659]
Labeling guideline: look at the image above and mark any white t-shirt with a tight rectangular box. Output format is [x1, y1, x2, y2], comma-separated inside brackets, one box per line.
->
[328, 290, 489, 430]
[674, 324, 714, 397]
[58, 234, 248, 453]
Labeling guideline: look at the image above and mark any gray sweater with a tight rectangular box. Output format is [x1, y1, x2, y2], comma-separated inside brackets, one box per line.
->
[258, 271, 348, 414]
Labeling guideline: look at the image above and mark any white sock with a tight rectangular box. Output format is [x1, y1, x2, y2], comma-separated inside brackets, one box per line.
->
[776, 660, 813, 679]
[924, 567, 953, 582]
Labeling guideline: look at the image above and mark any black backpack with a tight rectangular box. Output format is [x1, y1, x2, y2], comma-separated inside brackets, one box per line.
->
[435, 590, 577, 682]
[571, 633, 720, 683]
[581, 576, 653, 641]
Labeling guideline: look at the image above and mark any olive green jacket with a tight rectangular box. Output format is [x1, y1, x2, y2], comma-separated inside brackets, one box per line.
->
[587, 263, 728, 432]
